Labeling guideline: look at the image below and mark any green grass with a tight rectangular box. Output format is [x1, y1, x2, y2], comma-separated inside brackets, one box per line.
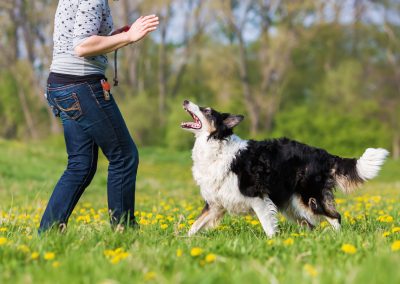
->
[0, 137, 399, 284]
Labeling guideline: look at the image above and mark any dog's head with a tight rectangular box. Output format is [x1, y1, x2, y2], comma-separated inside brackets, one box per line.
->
[304, 188, 341, 229]
[181, 100, 244, 139]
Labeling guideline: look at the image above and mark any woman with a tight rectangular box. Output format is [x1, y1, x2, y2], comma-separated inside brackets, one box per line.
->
[39, 0, 159, 233]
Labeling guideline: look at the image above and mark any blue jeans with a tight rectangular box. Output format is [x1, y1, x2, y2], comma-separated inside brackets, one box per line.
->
[39, 81, 139, 232]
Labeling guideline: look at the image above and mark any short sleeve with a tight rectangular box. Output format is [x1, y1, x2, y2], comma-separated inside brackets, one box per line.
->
[73, 0, 104, 48]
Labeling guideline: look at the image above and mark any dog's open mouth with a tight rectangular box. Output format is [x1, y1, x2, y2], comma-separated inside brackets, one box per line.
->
[181, 107, 202, 129]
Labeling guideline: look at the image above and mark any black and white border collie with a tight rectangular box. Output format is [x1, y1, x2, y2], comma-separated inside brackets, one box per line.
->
[181, 100, 389, 237]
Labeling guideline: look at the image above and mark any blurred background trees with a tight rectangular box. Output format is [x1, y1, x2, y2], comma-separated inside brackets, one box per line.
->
[0, 0, 399, 158]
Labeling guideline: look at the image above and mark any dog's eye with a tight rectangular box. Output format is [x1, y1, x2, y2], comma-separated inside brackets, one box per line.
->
[204, 108, 212, 115]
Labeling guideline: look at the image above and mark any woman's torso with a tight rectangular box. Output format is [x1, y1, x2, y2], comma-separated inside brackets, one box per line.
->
[50, 0, 113, 76]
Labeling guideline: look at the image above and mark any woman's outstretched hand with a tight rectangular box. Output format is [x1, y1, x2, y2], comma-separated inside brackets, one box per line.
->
[127, 15, 159, 43]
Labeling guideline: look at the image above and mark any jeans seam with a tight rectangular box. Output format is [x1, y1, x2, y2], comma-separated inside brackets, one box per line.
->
[87, 83, 101, 107]
[87, 83, 126, 219]
[47, 82, 88, 91]
[62, 140, 96, 223]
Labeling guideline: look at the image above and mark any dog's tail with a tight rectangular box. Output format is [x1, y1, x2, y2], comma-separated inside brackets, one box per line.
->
[333, 148, 389, 194]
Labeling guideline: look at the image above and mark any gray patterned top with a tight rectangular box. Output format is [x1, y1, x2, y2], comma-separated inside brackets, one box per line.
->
[50, 0, 113, 76]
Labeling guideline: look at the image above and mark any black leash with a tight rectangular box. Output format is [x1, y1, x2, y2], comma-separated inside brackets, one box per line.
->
[113, 49, 119, 86]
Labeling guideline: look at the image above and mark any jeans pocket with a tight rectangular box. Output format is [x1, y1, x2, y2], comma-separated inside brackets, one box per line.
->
[54, 93, 82, 120]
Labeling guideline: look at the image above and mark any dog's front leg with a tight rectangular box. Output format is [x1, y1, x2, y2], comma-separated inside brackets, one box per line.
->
[250, 197, 278, 237]
[188, 203, 224, 236]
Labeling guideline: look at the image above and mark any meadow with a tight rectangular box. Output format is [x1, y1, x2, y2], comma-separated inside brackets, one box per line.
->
[0, 137, 399, 284]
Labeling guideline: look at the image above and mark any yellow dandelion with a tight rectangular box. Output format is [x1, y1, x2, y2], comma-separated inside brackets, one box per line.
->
[392, 227, 400, 233]
[17, 245, 30, 253]
[304, 264, 318, 277]
[341, 244, 357, 254]
[111, 252, 129, 264]
[320, 221, 329, 228]
[176, 249, 183, 257]
[160, 224, 168, 230]
[391, 241, 400, 252]
[52, 261, 61, 268]
[178, 224, 186, 229]
[114, 248, 124, 254]
[144, 271, 156, 281]
[250, 220, 260, 226]
[382, 231, 391, 237]
[190, 247, 203, 257]
[266, 239, 275, 245]
[336, 198, 345, 204]
[139, 219, 149, 225]
[0, 237, 8, 246]
[0, 227, 7, 232]
[103, 249, 115, 257]
[44, 252, 55, 260]
[283, 238, 294, 246]
[205, 253, 217, 263]
[377, 215, 394, 223]
[104, 248, 129, 264]
[31, 252, 40, 260]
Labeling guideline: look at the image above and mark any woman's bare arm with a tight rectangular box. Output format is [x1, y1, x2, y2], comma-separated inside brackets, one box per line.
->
[74, 15, 159, 57]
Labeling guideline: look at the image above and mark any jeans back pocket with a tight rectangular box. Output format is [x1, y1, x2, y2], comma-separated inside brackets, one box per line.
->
[54, 93, 82, 120]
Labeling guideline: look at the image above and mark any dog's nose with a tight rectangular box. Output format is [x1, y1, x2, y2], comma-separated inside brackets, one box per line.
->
[183, 100, 189, 105]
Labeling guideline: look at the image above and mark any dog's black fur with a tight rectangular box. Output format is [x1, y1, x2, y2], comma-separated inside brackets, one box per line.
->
[230, 138, 356, 220]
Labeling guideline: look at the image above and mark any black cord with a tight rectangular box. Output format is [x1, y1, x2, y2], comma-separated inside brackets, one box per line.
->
[113, 49, 119, 86]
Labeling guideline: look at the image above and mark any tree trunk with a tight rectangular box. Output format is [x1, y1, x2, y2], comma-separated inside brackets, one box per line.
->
[121, 0, 139, 91]
[158, 31, 167, 118]
[158, 6, 170, 120]
[237, 34, 259, 134]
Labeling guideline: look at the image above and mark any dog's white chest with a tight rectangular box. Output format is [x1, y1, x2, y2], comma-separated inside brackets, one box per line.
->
[191, 135, 251, 214]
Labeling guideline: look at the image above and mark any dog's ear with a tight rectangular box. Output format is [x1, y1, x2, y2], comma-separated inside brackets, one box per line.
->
[321, 189, 341, 219]
[308, 198, 318, 211]
[223, 114, 244, 129]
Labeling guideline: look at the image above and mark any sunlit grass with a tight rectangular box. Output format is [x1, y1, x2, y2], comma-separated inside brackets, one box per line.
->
[0, 138, 399, 283]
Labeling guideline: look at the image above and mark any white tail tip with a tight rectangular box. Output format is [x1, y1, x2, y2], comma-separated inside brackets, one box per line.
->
[356, 148, 389, 181]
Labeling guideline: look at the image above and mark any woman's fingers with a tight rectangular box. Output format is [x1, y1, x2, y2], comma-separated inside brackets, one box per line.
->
[142, 19, 159, 27]
[144, 21, 159, 28]
[142, 14, 157, 21]
[147, 27, 158, 32]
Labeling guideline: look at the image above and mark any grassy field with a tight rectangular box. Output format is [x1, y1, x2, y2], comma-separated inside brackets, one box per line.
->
[0, 137, 399, 284]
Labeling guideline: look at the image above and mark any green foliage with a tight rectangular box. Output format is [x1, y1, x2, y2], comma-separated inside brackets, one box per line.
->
[117, 92, 163, 146]
[272, 104, 390, 157]
[165, 97, 195, 150]
[0, 71, 23, 138]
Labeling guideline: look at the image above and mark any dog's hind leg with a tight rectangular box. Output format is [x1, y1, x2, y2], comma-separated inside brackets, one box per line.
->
[250, 197, 278, 237]
[188, 203, 225, 236]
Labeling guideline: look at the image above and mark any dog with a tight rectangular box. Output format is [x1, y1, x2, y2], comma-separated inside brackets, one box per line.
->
[181, 100, 389, 237]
